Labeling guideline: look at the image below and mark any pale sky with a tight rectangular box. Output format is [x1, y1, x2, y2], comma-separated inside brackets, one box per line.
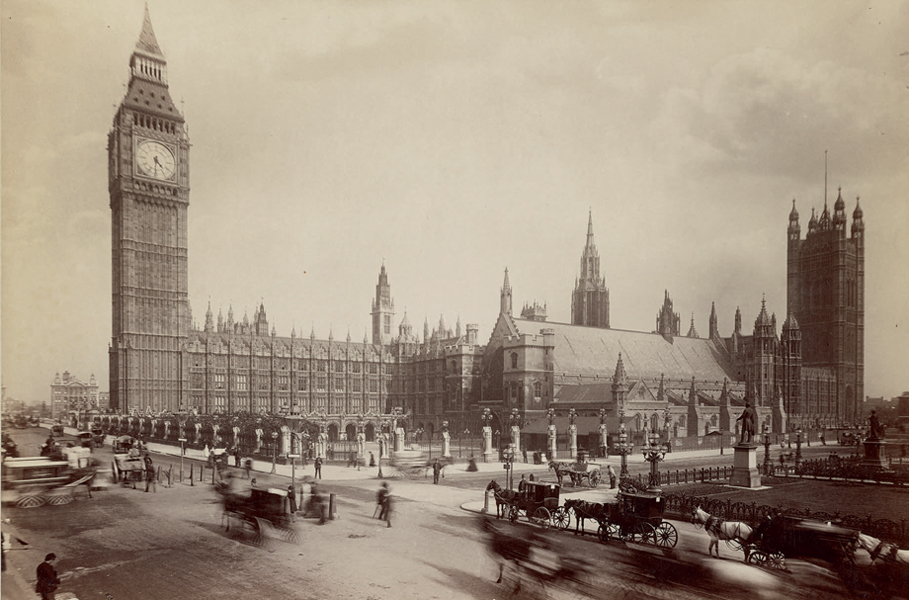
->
[2, 1, 908, 405]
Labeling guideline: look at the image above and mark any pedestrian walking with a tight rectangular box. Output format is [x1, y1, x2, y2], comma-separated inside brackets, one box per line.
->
[432, 459, 442, 484]
[287, 484, 297, 517]
[314, 456, 322, 479]
[369, 451, 376, 467]
[522, 449, 528, 463]
[607, 464, 617, 489]
[374, 482, 388, 518]
[244, 458, 252, 479]
[382, 485, 393, 528]
[36, 553, 60, 600]
[144, 458, 156, 493]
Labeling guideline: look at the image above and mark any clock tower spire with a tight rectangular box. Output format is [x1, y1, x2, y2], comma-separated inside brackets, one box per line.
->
[109, 8, 190, 414]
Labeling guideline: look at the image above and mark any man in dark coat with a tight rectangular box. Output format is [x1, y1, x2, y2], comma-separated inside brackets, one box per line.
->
[314, 456, 322, 479]
[432, 459, 442, 484]
[36, 553, 60, 600]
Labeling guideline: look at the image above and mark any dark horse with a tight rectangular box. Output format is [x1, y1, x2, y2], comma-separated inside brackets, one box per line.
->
[564, 498, 606, 535]
[486, 479, 517, 519]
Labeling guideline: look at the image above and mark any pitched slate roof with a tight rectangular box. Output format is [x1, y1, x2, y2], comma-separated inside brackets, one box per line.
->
[513, 318, 737, 382]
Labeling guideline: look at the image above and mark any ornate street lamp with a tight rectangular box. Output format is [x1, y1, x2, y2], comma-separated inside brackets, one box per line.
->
[612, 410, 633, 478]
[642, 426, 667, 492]
[762, 424, 773, 475]
[502, 442, 516, 490]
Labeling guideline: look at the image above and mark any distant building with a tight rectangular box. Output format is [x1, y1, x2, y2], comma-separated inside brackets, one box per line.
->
[51, 372, 99, 420]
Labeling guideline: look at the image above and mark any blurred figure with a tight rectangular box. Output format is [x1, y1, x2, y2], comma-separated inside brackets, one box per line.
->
[36, 553, 61, 600]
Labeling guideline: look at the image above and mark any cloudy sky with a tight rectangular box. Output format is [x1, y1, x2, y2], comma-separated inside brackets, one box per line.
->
[2, 1, 907, 405]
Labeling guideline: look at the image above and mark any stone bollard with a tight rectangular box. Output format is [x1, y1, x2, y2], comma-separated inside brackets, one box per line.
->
[482, 490, 489, 514]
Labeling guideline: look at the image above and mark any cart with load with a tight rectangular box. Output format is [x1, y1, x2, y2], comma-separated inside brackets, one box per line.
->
[598, 490, 678, 548]
[111, 435, 144, 487]
[507, 481, 570, 529]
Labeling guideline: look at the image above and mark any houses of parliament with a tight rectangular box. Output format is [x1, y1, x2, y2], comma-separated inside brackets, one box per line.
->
[108, 10, 864, 440]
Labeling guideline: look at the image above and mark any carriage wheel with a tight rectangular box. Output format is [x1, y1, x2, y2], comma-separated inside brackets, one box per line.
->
[767, 551, 786, 570]
[631, 522, 656, 545]
[726, 538, 745, 552]
[598, 523, 620, 543]
[533, 507, 552, 529]
[589, 471, 601, 488]
[654, 522, 678, 548]
[553, 507, 571, 531]
[747, 549, 769, 567]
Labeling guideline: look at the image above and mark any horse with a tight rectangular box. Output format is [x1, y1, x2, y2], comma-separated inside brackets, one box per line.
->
[691, 506, 753, 559]
[563, 498, 606, 535]
[485, 480, 516, 519]
[857, 532, 909, 565]
[548, 461, 576, 486]
[481, 516, 534, 584]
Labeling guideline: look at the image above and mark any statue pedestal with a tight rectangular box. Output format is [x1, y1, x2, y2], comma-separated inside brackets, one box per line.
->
[730, 444, 762, 487]
[862, 439, 888, 470]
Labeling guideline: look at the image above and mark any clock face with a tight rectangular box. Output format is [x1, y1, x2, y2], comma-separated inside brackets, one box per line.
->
[136, 139, 176, 181]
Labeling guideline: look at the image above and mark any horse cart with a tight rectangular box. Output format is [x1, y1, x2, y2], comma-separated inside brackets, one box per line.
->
[748, 514, 858, 571]
[507, 481, 570, 529]
[111, 436, 144, 487]
[389, 448, 429, 479]
[598, 491, 678, 548]
[219, 485, 298, 551]
[549, 460, 602, 487]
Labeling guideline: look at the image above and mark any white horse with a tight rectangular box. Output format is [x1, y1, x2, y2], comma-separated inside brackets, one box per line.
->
[691, 506, 754, 560]
[857, 532, 909, 565]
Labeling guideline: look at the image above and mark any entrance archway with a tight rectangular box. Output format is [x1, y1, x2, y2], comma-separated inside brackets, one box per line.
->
[345, 423, 357, 441]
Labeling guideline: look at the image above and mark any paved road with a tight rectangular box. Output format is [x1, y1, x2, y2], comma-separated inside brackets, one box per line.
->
[1, 428, 857, 600]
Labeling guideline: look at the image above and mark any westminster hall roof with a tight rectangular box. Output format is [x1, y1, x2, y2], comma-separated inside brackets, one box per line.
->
[511, 318, 738, 383]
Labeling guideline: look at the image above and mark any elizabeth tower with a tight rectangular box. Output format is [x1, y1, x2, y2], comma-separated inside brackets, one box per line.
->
[109, 9, 190, 413]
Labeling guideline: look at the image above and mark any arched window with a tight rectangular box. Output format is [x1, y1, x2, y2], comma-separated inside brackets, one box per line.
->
[650, 413, 659, 431]
[510, 352, 518, 369]
[533, 381, 542, 399]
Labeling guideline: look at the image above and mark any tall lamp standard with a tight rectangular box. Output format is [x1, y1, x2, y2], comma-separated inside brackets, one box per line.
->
[612, 410, 633, 478]
[762, 424, 773, 476]
[642, 426, 667, 492]
[795, 427, 803, 469]
[270, 431, 278, 475]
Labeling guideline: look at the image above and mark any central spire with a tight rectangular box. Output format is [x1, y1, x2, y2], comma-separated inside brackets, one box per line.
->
[135, 4, 164, 58]
[571, 210, 610, 328]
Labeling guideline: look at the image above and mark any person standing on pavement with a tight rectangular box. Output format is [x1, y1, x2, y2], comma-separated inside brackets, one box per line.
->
[287, 484, 297, 519]
[607, 464, 617, 489]
[36, 553, 61, 600]
[314, 456, 323, 479]
[432, 459, 441, 484]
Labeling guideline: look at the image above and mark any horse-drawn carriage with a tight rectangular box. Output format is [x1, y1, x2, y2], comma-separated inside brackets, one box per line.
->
[548, 460, 602, 487]
[219, 484, 298, 551]
[507, 481, 570, 529]
[597, 491, 678, 548]
[748, 514, 858, 571]
[1, 456, 97, 507]
[111, 435, 144, 487]
[389, 448, 429, 479]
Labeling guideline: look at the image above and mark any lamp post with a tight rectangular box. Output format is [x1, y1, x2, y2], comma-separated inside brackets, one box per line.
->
[270, 431, 278, 474]
[612, 411, 633, 478]
[642, 426, 667, 492]
[502, 442, 516, 490]
[762, 424, 773, 475]
[178, 437, 187, 483]
[795, 427, 803, 468]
